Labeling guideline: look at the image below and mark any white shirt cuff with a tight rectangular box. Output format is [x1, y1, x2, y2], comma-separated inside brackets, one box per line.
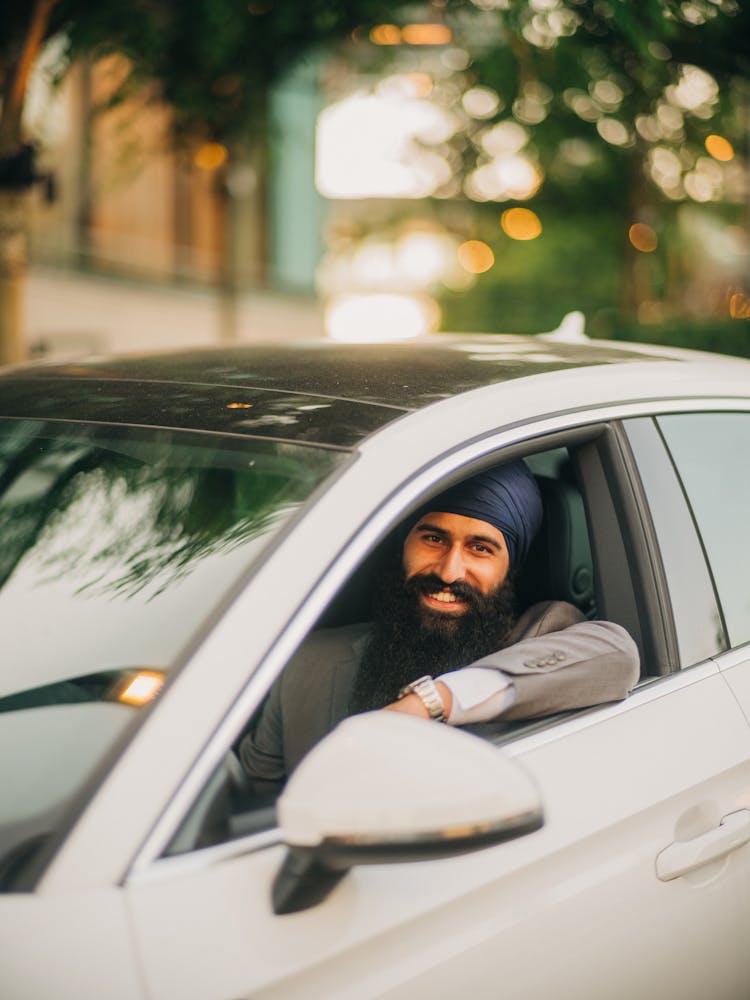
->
[438, 666, 516, 725]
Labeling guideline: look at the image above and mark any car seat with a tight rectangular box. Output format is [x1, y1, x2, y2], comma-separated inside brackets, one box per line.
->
[516, 475, 596, 618]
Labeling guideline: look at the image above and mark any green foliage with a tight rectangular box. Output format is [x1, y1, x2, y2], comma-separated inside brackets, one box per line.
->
[466, 0, 749, 204]
[43, 0, 414, 140]
[0, 0, 416, 146]
[595, 315, 750, 360]
[439, 210, 622, 334]
[436, 0, 748, 333]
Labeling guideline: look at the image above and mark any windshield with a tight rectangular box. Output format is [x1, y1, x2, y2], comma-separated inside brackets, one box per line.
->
[0, 419, 346, 882]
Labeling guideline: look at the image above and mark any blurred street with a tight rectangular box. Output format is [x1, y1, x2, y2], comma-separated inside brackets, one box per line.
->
[25, 266, 325, 361]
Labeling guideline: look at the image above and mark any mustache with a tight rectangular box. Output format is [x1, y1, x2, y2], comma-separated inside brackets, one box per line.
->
[405, 573, 484, 606]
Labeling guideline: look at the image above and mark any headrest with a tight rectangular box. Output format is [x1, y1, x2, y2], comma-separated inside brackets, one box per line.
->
[517, 476, 595, 615]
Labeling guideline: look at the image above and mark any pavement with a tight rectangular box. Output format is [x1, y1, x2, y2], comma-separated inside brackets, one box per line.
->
[25, 265, 326, 361]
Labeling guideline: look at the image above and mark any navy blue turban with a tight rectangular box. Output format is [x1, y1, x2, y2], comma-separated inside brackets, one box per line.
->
[415, 460, 542, 570]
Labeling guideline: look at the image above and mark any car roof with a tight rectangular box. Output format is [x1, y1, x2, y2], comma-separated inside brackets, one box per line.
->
[1, 334, 745, 449]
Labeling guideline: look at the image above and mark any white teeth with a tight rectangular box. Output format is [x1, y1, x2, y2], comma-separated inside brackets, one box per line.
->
[431, 591, 457, 603]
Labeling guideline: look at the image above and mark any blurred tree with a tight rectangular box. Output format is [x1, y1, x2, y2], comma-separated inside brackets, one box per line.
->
[307, 1, 747, 337]
[445, 0, 749, 329]
[0, 0, 413, 362]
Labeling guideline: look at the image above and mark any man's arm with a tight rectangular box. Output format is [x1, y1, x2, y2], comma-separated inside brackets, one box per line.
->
[462, 617, 639, 722]
[387, 602, 640, 724]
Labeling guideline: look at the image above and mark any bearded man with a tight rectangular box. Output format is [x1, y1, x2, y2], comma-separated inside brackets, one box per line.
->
[240, 461, 639, 794]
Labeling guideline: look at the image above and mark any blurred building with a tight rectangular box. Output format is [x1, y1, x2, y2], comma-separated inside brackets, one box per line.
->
[27, 54, 325, 298]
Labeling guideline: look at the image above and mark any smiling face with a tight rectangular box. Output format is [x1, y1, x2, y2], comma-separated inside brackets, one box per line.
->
[402, 510, 511, 618]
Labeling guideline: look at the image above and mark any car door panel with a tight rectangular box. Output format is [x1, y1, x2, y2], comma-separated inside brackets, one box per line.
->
[0, 889, 145, 1000]
[718, 645, 750, 731]
[125, 662, 750, 1000]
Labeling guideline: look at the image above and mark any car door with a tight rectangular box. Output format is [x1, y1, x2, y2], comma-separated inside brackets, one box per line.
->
[121, 422, 750, 1000]
[121, 665, 750, 1000]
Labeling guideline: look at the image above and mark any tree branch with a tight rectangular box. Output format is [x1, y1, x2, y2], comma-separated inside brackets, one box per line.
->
[0, 0, 60, 156]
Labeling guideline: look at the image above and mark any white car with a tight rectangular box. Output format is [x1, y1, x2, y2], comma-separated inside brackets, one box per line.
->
[1, 333, 750, 999]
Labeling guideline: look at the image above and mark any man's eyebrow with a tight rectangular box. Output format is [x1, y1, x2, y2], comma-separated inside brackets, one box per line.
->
[415, 520, 447, 535]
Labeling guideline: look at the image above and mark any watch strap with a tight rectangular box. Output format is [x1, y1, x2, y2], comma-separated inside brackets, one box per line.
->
[397, 674, 447, 722]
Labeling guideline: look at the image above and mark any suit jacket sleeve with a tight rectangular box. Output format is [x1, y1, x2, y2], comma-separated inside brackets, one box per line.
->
[467, 601, 640, 721]
[238, 623, 367, 794]
[238, 676, 286, 797]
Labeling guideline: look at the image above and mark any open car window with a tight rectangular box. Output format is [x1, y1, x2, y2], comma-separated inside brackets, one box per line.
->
[166, 429, 646, 856]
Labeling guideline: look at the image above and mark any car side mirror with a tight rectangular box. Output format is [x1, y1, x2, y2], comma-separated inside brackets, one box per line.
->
[272, 712, 543, 914]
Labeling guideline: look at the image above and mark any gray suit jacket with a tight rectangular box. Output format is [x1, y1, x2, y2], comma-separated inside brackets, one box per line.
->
[239, 601, 640, 794]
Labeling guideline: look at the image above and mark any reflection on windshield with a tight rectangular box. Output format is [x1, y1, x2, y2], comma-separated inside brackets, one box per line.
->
[0, 422, 343, 698]
[0, 425, 333, 601]
[0, 419, 346, 882]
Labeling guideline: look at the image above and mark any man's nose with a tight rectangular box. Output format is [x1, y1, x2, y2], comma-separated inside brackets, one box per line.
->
[434, 544, 466, 583]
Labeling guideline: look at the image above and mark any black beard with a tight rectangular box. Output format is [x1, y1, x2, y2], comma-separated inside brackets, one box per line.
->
[348, 560, 517, 714]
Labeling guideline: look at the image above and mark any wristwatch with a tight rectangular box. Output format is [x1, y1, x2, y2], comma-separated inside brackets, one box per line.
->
[397, 675, 447, 722]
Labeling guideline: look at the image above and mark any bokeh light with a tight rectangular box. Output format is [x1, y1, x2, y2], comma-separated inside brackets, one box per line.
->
[193, 143, 228, 170]
[457, 240, 495, 274]
[564, 89, 601, 123]
[316, 93, 455, 198]
[404, 72, 434, 98]
[729, 290, 750, 319]
[628, 223, 658, 253]
[317, 228, 460, 299]
[481, 120, 528, 157]
[591, 79, 623, 111]
[325, 293, 439, 341]
[401, 24, 453, 46]
[501, 208, 542, 241]
[667, 65, 719, 115]
[705, 134, 734, 162]
[596, 118, 631, 146]
[466, 156, 542, 202]
[463, 86, 501, 119]
[684, 157, 724, 202]
[370, 24, 401, 45]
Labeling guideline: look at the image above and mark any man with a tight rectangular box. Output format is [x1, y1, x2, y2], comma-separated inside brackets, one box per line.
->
[240, 461, 639, 793]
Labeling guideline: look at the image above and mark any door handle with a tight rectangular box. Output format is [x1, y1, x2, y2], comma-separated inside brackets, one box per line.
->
[656, 809, 750, 882]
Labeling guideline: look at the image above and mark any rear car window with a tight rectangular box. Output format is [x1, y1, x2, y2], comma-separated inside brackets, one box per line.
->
[657, 412, 750, 649]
